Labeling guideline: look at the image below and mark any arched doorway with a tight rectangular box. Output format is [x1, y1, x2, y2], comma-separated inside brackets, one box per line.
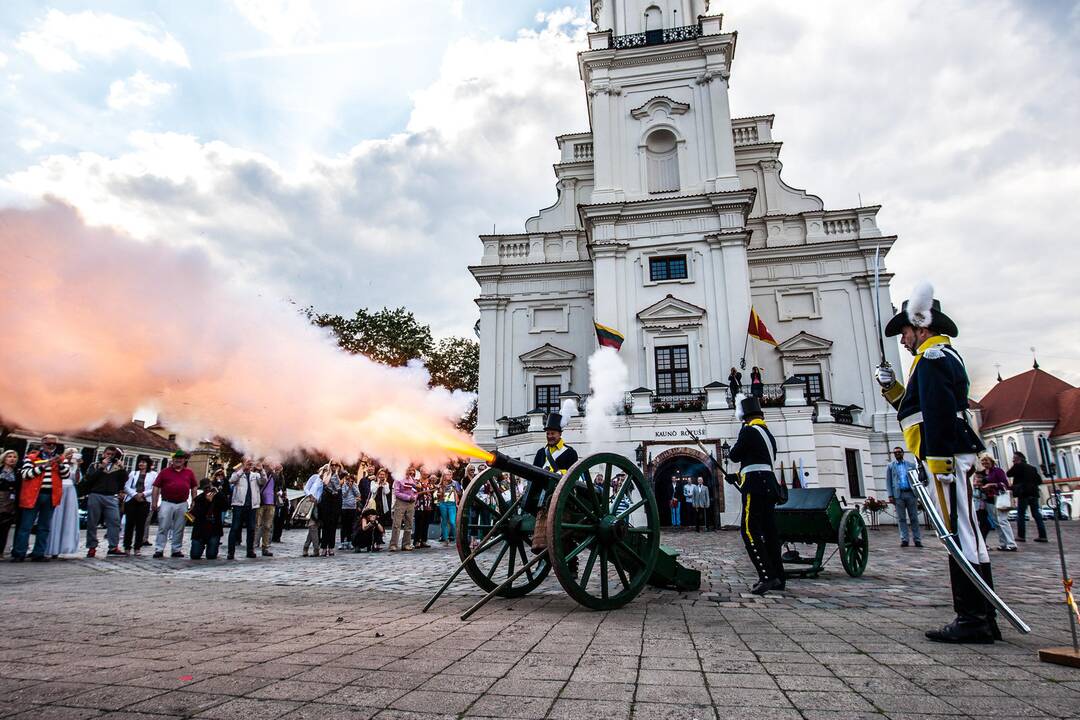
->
[651, 447, 718, 527]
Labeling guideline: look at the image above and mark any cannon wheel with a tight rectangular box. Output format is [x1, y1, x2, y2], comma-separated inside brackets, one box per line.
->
[456, 468, 551, 598]
[837, 509, 869, 577]
[546, 453, 661, 610]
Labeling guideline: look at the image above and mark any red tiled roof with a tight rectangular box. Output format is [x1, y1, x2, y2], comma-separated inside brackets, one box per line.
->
[1053, 387, 1080, 438]
[11, 421, 180, 453]
[977, 368, 1075, 431]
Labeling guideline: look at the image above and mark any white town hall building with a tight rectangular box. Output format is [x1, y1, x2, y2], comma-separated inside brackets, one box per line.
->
[470, 1, 906, 526]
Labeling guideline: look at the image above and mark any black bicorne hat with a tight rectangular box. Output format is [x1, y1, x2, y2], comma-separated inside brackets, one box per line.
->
[543, 413, 564, 432]
[884, 282, 958, 338]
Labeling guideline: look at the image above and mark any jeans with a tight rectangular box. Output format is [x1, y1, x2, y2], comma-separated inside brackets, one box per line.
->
[191, 535, 220, 559]
[894, 489, 922, 543]
[155, 500, 188, 554]
[86, 493, 121, 550]
[124, 500, 150, 550]
[671, 502, 680, 526]
[995, 508, 1017, 548]
[255, 504, 275, 550]
[228, 504, 256, 556]
[340, 508, 358, 546]
[1016, 496, 1047, 539]
[13, 491, 53, 559]
[439, 501, 456, 542]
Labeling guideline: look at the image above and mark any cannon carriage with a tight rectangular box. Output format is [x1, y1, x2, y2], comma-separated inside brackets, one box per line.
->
[425, 451, 700, 619]
[775, 487, 869, 579]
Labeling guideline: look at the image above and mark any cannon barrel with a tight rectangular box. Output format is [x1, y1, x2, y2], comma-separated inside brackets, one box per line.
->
[488, 450, 561, 487]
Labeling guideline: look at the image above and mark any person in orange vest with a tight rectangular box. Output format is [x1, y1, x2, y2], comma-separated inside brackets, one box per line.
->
[11, 434, 68, 562]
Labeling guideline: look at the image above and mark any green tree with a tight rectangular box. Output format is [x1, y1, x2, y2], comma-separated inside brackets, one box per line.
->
[426, 336, 479, 394]
[308, 306, 433, 367]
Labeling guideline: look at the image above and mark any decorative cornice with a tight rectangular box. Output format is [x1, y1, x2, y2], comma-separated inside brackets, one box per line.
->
[630, 96, 690, 119]
[587, 84, 623, 97]
[694, 68, 728, 85]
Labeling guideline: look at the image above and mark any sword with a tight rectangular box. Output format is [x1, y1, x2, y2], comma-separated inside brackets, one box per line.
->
[873, 246, 889, 368]
[908, 466, 1031, 634]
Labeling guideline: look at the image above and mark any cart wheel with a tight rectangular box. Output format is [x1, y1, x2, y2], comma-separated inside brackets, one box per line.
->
[838, 509, 869, 577]
[457, 468, 550, 598]
[547, 453, 661, 610]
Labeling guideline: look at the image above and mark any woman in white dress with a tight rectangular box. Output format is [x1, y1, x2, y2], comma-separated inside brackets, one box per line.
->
[47, 448, 81, 558]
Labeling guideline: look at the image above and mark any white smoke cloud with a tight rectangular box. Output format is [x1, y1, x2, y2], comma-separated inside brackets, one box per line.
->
[0, 201, 477, 469]
[583, 347, 630, 447]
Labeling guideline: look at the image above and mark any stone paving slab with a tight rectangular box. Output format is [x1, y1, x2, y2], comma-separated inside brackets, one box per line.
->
[1, 522, 1080, 718]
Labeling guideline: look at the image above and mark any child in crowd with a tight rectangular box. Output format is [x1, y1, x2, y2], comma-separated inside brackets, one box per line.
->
[191, 479, 229, 559]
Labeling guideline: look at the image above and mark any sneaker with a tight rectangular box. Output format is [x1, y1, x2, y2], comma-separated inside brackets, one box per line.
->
[901, 541, 909, 547]
[107, 547, 128, 557]
[86, 547, 97, 558]
[914, 541, 923, 548]
[403, 545, 414, 551]
[9, 556, 25, 562]
[30, 555, 49, 563]
[171, 552, 185, 558]
[153, 551, 164, 559]
[262, 549, 274, 557]
[302, 549, 309, 557]
[1035, 537, 1049, 543]
[388, 545, 398, 552]
[227, 553, 236, 560]
[1005, 546, 1018, 552]
[133, 548, 141, 556]
[246, 551, 257, 559]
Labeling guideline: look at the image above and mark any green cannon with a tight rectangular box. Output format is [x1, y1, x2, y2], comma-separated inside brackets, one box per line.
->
[774, 487, 869, 579]
[425, 451, 700, 618]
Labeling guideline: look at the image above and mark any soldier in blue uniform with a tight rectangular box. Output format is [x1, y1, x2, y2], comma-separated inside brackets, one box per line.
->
[876, 283, 998, 643]
[727, 395, 785, 595]
[528, 412, 578, 553]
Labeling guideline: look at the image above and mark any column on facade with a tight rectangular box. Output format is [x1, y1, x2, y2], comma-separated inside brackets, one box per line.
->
[475, 297, 507, 442]
[589, 85, 616, 202]
[703, 72, 740, 192]
[720, 233, 752, 370]
[591, 239, 640, 384]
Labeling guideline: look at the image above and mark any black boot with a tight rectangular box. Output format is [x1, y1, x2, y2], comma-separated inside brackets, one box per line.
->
[927, 558, 993, 644]
[978, 562, 1003, 641]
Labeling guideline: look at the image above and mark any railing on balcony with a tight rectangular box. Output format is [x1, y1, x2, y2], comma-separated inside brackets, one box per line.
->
[728, 383, 787, 408]
[572, 142, 593, 162]
[831, 405, 854, 425]
[651, 389, 706, 414]
[506, 415, 529, 436]
[612, 24, 701, 50]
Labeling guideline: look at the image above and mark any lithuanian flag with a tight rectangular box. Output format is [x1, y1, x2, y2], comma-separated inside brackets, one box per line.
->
[748, 307, 778, 346]
[594, 321, 625, 350]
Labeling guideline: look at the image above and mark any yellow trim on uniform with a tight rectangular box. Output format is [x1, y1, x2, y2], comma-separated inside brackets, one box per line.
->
[882, 381, 904, 404]
[926, 456, 954, 475]
[748, 418, 767, 428]
[934, 475, 951, 533]
[903, 425, 923, 459]
[917, 334, 951, 354]
[743, 492, 754, 545]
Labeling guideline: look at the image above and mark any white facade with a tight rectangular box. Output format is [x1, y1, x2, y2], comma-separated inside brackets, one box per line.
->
[470, 4, 904, 525]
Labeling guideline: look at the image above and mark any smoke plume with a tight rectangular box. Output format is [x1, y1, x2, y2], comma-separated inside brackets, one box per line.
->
[583, 347, 629, 446]
[0, 202, 475, 469]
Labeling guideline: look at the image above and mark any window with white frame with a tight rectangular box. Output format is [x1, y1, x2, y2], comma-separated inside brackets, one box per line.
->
[645, 129, 679, 193]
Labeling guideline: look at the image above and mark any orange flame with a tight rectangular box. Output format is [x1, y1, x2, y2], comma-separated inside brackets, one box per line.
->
[433, 434, 494, 463]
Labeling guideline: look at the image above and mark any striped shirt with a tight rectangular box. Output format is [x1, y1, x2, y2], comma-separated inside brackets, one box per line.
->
[21, 451, 69, 492]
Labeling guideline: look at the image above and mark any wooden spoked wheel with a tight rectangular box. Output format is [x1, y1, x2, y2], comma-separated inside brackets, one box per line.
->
[546, 453, 660, 610]
[838, 508, 869, 577]
[456, 468, 550, 598]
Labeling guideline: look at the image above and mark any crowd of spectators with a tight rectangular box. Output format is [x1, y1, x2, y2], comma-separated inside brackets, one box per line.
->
[0, 434, 468, 562]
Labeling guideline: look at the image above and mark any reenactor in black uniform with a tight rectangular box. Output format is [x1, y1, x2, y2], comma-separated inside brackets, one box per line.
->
[528, 412, 578, 553]
[727, 395, 785, 595]
[877, 283, 997, 643]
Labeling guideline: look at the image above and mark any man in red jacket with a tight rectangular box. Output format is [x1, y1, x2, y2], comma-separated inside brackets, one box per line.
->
[12, 434, 68, 562]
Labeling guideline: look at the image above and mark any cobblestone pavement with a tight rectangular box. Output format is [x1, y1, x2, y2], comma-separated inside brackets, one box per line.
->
[2, 521, 1080, 719]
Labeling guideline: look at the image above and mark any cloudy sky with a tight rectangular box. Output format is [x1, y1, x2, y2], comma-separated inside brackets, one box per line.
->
[2, 0, 1078, 398]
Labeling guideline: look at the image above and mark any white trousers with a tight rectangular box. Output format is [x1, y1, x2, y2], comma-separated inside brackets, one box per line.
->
[923, 453, 990, 565]
[155, 501, 188, 554]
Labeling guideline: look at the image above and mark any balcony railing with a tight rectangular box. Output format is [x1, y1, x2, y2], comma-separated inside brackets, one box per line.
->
[506, 415, 529, 436]
[831, 405, 854, 425]
[613, 24, 701, 50]
[651, 389, 706, 414]
[728, 383, 787, 407]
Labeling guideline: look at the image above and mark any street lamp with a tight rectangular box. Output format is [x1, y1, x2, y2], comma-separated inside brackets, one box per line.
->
[719, 440, 730, 464]
[634, 443, 645, 466]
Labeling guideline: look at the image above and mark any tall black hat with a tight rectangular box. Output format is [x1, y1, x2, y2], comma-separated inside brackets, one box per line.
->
[543, 413, 564, 432]
[735, 394, 763, 421]
[884, 282, 958, 338]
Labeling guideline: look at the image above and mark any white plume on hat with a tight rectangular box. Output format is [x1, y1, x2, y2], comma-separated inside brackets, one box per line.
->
[734, 393, 748, 421]
[907, 281, 935, 329]
[559, 397, 578, 429]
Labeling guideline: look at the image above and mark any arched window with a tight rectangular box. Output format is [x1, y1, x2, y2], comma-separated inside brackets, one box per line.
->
[1059, 452, 1072, 478]
[989, 441, 999, 464]
[1007, 437, 1018, 458]
[644, 5, 663, 31]
[646, 129, 679, 193]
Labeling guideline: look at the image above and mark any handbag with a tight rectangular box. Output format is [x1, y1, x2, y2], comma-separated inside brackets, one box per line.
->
[292, 495, 316, 522]
[995, 491, 1012, 511]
